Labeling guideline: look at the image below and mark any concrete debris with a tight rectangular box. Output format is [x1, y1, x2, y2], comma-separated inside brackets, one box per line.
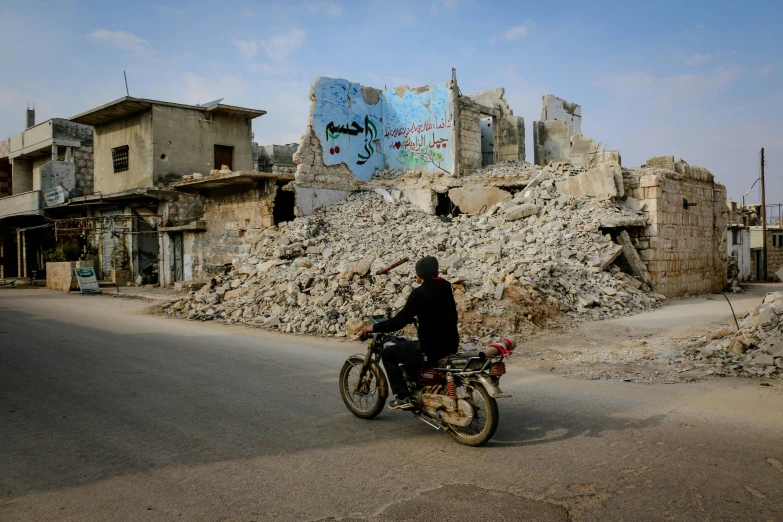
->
[683, 291, 783, 378]
[160, 168, 663, 338]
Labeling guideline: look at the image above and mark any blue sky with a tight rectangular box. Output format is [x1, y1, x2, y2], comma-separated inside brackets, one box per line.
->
[1, 0, 780, 205]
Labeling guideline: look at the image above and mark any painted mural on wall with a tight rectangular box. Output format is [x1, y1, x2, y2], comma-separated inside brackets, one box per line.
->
[310, 77, 455, 181]
[381, 83, 454, 175]
[311, 78, 384, 181]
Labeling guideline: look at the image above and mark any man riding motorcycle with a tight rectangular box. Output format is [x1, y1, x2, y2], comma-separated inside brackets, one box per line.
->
[361, 256, 459, 410]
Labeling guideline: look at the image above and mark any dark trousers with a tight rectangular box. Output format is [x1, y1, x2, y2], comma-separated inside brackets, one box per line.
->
[381, 340, 423, 398]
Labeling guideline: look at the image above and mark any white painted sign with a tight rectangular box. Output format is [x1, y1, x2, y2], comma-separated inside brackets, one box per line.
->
[43, 185, 68, 206]
[74, 267, 100, 293]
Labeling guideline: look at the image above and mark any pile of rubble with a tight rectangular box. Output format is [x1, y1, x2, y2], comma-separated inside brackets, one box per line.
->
[682, 292, 783, 379]
[161, 167, 665, 338]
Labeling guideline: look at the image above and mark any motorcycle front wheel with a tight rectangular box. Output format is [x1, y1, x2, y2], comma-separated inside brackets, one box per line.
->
[446, 382, 498, 446]
[339, 360, 386, 419]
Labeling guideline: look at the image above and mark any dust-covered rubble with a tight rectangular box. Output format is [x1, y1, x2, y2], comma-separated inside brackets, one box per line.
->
[160, 167, 664, 339]
[680, 291, 783, 379]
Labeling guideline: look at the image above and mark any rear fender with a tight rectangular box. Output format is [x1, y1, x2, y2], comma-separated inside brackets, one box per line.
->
[472, 374, 511, 399]
[348, 356, 389, 399]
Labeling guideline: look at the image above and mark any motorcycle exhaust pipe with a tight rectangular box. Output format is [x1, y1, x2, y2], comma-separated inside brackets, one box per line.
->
[481, 338, 516, 358]
[415, 414, 443, 431]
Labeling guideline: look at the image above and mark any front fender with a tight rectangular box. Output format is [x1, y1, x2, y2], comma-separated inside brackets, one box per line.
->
[347, 356, 389, 399]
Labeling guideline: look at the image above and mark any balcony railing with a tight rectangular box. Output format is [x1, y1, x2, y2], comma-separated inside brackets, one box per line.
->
[0, 191, 43, 219]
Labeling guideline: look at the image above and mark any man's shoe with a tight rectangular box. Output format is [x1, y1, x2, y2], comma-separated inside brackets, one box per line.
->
[388, 397, 414, 410]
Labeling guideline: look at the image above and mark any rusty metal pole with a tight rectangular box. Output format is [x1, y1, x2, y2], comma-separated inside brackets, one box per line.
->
[21, 230, 27, 278]
[761, 148, 767, 280]
[16, 230, 21, 278]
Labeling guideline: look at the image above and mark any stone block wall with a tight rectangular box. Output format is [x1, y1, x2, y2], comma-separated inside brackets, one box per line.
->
[766, 229, 783, 280]
[457, 101, 482, 175]
[627, 169, 727, 296]
[189, 185, 276, 279]
[73, 145, 94, 196]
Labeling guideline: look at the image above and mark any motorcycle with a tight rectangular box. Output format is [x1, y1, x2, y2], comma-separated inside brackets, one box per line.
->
[339, 314, 515, 447]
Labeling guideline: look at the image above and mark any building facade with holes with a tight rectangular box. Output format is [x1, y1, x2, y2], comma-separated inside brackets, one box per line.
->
[154, 170, 296, 287]
[61, 96, 267, 287]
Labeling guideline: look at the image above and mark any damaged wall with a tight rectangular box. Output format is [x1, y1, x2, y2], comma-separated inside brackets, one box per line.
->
[183, 184, 278, 282]
[534, 95, 619, 168]
[625, 157, 727, 297]
[296, 77, 456, 185]
[459, 88, 525, 175]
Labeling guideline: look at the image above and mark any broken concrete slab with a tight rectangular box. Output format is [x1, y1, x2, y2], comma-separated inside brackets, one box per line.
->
[599, 244, 624, 270]
[554, 164, 623, 201]
[448, 186, 512, 215]
[294, 186, 351, 216]
[617, 230, 653, 287]
[401, 188, 436, 214]
[504, 203, 538, 221]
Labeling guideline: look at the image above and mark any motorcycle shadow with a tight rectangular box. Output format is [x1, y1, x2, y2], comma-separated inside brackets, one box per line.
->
[484, 405, 666, 448]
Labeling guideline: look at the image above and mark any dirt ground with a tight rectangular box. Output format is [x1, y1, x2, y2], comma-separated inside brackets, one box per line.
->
[509, 283, 783, 388]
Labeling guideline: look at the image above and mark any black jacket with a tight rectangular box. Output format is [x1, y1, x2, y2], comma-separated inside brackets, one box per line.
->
[373, 277, 459, 359]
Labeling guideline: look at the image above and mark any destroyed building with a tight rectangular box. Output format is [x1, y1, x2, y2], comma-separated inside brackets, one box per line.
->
[164, 169, 295, 286]
[159, 74, 735, 339]
[290, 76, 525, 214]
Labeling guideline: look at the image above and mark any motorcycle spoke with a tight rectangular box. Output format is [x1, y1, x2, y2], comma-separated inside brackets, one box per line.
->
[343, 363, 380, 413]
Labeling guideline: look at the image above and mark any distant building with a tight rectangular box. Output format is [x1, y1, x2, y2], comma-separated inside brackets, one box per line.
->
[0, 111, 94, 279]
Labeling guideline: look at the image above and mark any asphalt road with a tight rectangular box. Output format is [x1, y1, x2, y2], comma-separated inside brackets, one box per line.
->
[1, 289, 781, 521]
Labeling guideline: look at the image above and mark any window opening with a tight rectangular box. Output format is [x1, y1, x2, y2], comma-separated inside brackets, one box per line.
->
[214, 145, 234, 171]
[480, 116, 494, 167]
[112, 145, 129, 173]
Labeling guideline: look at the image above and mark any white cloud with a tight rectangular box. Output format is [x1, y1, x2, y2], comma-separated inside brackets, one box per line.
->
[154, 4, 183, 15]
[260, 28, 306, 62]
[756, 65, 773, 77]
[461, 45, 477, 58]
[601, 66, 741, 105]
[430, 0, 473, 11]
[307, 1, 344, 18]
[504, 25, 528, 41]
[684, 53, 712, 67]
[233, 38, 259, 61]
[86, 29, 151, 54]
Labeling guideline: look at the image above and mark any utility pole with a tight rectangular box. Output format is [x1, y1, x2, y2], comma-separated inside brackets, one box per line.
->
[761, 148, 767, 280]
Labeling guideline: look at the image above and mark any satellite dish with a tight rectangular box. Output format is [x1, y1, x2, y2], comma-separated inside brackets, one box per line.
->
[198, 98, 224, 108]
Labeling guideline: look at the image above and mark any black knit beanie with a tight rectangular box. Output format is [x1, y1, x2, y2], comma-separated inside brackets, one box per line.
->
[415, 256, 439, 280]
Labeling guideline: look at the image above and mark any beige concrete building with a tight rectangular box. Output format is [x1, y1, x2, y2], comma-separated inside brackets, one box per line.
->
[45, 96, 269, 287]
[70, 97, 265, 194]
[750, 225, 783, 281]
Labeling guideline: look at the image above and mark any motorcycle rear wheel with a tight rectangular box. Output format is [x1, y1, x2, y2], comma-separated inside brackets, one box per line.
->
[339, 360, 386, 419]
[446, 383, 498, 447]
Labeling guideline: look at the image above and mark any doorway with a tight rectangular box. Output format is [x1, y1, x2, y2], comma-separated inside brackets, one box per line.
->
[273, 181, 296, 225]
[214, 145, 234, 171]
[172, 233, 184, 282]
[480, 117, 494, 167]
